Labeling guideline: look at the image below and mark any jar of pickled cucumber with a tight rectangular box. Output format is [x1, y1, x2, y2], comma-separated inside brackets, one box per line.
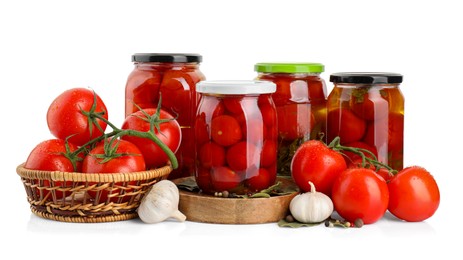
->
[254, 63, 327, 176]
[194, 80, 277, 194]
[327, 73, 404, 170]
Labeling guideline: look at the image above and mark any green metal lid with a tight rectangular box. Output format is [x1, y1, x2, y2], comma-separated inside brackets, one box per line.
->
[254, 63, 324, 73]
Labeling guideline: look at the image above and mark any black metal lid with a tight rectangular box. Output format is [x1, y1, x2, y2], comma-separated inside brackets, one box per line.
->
[132, 53, 202, 63]
[330, 72, 403, 84]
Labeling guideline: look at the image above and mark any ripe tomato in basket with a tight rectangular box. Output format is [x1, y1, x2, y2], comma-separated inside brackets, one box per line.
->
[82, 139, 146, 203]
[47, 88, 108, 146]
[121, 108, 182, 169]
[25, 139, 82, 200]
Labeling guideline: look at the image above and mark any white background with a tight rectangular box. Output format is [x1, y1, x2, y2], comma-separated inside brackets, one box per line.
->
[1, 0, 461, 259]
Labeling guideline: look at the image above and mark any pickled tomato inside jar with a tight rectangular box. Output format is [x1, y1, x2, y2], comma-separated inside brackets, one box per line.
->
[194, 81, 277, 194]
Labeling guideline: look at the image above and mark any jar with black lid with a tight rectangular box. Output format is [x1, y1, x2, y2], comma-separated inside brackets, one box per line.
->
[327, 72, 404, 170]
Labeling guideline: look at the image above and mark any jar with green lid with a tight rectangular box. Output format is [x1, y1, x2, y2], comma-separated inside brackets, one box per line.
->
[254, 63, 327, 176]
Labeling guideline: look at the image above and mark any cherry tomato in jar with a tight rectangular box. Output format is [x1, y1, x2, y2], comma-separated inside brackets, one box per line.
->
[223, 97, 244, 115]
[226, 141, 258, 171]
[199, 142, 226, 168]
[388, 166, 440, 222]
[327, 108, 366, 144]
[211, 115, 242, 147]
[246, 168, 271, 192]
[121, 108, 182, 169]
[332, 168, 389, 224]
[276, 104, 315, 141]
[350, 89, 389, 121]
[125, 69, 161, 115]
[260, 140, 277, 167]
[47, 88, 108, 146]
[210, 166, 242, 191]
[291, 140, 347, 195]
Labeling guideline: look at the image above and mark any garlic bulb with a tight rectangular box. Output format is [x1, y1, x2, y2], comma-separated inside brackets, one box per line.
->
[137, 180, 186, 224]
[289, 181, 333, 223]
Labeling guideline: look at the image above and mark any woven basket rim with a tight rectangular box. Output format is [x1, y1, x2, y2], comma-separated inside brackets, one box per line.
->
[16, 163, 173, 182]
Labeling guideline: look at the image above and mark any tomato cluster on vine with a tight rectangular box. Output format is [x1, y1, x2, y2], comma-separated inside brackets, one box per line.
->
[24, 88, 182, 202]
[290, 138, 440, 224]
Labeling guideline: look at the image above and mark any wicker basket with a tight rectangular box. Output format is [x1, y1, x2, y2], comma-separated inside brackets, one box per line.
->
[16, 163, 172, 223]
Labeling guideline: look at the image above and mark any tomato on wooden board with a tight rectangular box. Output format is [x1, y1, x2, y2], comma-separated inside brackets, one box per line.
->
[226, 141, 258, 171]
[25, 139, 82, 200]
[332, 168, 389, 224]
[246, 168, 271, 192]
[121, 108, 182, 169]
[327, 108, 366, 144]
[211, 115, 242, 147]
[290, 140, 347, 195]
[199, 142, 226, 168]
[388, 166, 440, 222]
[47, 88, 108, 146]
[210, 166, 242, 191]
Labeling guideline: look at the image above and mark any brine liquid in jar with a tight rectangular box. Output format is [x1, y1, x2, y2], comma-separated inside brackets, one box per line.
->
[124, 53, 205, 179]
[255, 63, 327, 176]
[327, 73, 404, 171]
[194, 80, 277, 195]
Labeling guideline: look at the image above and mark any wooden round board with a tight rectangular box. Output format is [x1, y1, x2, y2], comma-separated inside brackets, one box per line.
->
[173, 177, 299, 224]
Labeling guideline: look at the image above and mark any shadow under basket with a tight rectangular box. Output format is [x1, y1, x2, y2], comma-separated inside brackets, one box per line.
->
[16, 163, 172, 223]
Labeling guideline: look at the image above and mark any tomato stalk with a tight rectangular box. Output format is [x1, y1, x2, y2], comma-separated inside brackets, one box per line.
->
[66, 96, 179, 170]
[328, 136, 396, 175]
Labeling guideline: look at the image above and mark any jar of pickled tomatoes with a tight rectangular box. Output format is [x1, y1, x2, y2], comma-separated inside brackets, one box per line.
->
[327, 73, 404, 170]
[254, 63, 327, 176]
[195, 80, 277, 195]
[125, 53, 205, 179]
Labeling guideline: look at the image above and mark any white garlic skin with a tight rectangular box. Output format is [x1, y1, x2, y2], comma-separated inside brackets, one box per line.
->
[289, 182, 333, 223]
[137, 180, 186, 224]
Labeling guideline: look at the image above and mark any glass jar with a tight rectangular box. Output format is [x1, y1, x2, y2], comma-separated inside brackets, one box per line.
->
[327, 73, 404, 171]
[195, 80, 277, 195]
[125, 53, 205, 179]
[254, 63, 327, 176]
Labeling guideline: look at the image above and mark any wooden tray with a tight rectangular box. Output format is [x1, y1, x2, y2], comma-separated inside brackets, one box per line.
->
[174, 177, 299, 224]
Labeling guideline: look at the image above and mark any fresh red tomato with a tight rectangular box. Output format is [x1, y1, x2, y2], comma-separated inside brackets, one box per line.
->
[327, 108, 366, 144]
[47, 88, 108, 146]
[342, 141, 378, 166]
[82, 139, 146, 203]
[210, 166, 242, 191]
[199, 142, 226, 168]
[388, 166, 440, 222]
[291, 140, 347, 195]
[25, 139, 82, 200]
[121, 108, 182, 169]
[276, 104, 315, 141]
[211, 115, 242, 147]
[82, 139, 146, 173]
[260, 140, 277, 167]
[246, 168, 271, 192]
[226, 141, 258, 171]
[332, 168, 389, 224]
[350, 90, 388, 121]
